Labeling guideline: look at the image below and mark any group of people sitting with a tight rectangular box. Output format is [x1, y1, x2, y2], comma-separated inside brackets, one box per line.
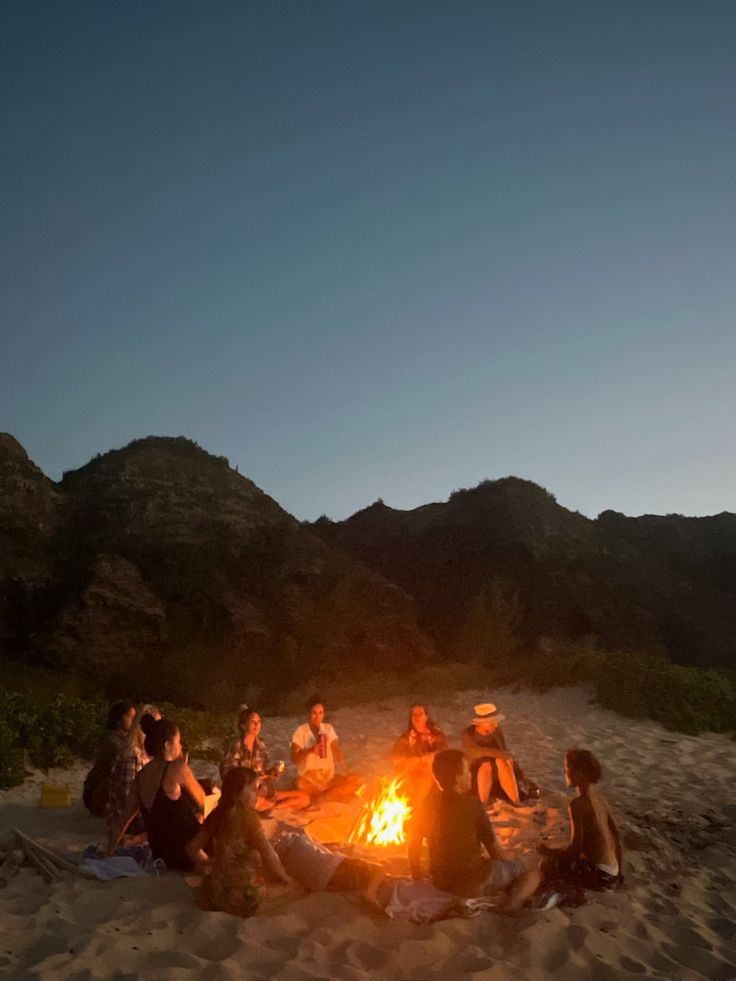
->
[392, 701, 540, 808]
[83, 694, 622, 918]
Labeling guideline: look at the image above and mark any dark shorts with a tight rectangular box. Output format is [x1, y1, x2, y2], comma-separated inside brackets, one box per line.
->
[541, 852, 619, 890]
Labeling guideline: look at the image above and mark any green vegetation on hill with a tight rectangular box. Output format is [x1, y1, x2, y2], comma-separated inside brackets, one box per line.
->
[312, 477, 736, 672]
[2, 435, 735, 740]
[488, 642, 736, 736]
[2, 648, 733, 789]
[0, 684, 235, 790]
[1, 435, 432, 710]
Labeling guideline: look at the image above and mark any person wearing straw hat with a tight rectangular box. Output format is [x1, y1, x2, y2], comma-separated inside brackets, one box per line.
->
[461, 703, 538, 807]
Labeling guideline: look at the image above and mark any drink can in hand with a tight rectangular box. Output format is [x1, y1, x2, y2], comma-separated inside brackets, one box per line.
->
[318, 733, 328, 758]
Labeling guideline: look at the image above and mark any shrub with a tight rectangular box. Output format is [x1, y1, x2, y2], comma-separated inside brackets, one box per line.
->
[0, 690, 108, 787]
[155, 702, 233, 759]
[596, 652, 736, 734]
[490, 642, 607, 692]
[0, 690, 237, 788]
[0, 718, 25, 788]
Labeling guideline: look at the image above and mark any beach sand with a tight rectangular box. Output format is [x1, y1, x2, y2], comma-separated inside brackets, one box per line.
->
[1, 686, 735, 980]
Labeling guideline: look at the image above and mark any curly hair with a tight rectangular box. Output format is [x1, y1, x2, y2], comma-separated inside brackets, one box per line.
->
[565, 748, 603, 784]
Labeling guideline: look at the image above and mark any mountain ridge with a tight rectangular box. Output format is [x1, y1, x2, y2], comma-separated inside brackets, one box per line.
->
[0, 434, 432, 707]
[311, 477, 736, 669]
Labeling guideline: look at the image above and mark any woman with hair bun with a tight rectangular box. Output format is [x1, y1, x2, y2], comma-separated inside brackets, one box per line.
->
[108, 717, 205, 870]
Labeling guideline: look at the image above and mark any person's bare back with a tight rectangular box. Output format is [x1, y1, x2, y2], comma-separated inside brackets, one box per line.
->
[570, 785, 620, 872]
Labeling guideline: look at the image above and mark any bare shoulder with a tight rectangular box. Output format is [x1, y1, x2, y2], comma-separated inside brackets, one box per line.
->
[167, 757, 191, 783]
[570, 795, 592, 816]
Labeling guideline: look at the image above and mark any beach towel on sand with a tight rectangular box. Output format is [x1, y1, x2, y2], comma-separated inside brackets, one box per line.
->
[378, 877, 497, 924]
[80, 844, 155, 881]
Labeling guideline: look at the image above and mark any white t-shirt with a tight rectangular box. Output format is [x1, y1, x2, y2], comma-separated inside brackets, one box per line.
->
[291, 722, 338, 781]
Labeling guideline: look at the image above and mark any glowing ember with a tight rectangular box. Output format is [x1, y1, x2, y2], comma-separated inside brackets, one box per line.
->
[348, 776, 413, 847]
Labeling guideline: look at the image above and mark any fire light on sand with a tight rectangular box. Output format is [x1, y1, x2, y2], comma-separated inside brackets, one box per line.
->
[348, 776, 412, 847]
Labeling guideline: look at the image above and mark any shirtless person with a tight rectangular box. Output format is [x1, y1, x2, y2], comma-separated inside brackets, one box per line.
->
[408, 749, 536, 907]
[290, 696, 361, 801]
[538, 748, 622, 889]
[497, 747, 624, 912]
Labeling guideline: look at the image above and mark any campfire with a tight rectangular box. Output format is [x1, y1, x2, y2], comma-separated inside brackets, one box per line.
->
[348, 776, 413, 847]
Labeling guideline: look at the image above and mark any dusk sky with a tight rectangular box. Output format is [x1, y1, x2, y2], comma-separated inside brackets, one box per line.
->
[3, 1, 735, 521]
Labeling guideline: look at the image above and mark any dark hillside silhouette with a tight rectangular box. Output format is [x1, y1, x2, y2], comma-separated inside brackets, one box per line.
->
[0, 435, 431, 706]
[312, 478, 736, 670]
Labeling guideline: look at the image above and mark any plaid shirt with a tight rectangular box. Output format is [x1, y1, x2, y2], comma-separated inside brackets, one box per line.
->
[107, 748, 145, 827]
[220, 736, 271, 780]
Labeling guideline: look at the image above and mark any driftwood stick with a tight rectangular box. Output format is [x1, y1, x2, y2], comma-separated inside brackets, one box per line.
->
[16, 835, 59, 883]
[12, 829, 95, 879]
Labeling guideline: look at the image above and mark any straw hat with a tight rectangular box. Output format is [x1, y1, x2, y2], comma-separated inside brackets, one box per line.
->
[472, 702, 505, 725]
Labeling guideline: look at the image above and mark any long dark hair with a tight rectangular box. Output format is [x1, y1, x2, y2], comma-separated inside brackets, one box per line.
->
[206, 766, 258, 836]
[236, 705, 260, 735]
[407, 703, 438, 734]
[107, 698, 135, 730]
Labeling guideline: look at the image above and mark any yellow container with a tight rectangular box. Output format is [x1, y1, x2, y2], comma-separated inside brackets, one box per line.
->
[39, 783, 73, 809]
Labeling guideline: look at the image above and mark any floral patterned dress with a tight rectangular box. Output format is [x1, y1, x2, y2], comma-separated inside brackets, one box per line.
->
[201, 808, 263, 918]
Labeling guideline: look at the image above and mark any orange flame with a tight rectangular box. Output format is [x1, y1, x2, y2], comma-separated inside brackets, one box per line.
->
[348, 776, 413, 847]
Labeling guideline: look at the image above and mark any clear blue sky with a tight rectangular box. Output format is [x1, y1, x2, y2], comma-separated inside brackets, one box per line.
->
[3, 1, 735, 520]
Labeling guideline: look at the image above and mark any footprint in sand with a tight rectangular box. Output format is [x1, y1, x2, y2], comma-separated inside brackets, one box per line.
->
[342, 939, 393, 971]
[542, 943, 570, 972]
[565, 923, 587, 951]
[661, 941, 736, 979]
[709, 916, 736, 940]
[190, 921, 243, 961]
[644, 896, 679, 917]
[618, 954, 647, 974]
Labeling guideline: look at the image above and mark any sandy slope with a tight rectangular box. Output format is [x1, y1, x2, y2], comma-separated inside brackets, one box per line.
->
[1, 686, 735, 981]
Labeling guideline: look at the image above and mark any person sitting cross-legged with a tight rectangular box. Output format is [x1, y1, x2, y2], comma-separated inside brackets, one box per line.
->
[290, 695, 362, 802]
[221, 705, 309, 811]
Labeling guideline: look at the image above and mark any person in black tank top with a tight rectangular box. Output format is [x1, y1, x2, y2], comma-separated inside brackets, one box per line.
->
[107, 718, 205, 869]
[140, 761, 202, 870]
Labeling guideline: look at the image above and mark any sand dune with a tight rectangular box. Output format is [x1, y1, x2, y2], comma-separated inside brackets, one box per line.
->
[1, 686, 735, 980]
